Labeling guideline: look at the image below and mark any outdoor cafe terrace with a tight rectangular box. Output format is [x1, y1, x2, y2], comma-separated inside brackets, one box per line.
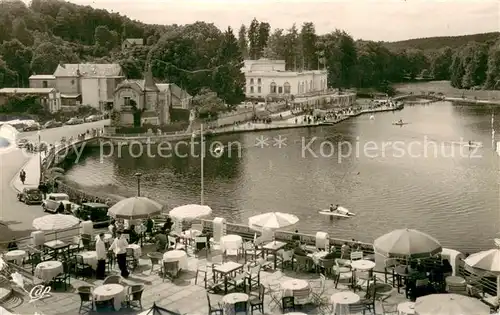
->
[0, 214, 499, 315]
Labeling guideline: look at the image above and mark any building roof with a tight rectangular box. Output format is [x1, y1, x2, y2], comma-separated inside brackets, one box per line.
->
[0, 88, 55, 94]
[123, 38, 144, 45]
[156, 83, 192, 99]
[29, 75, 56, 80]
[53, 64, 123, 77]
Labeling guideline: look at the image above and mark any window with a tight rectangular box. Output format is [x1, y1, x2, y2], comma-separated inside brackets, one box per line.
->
[42, 81, 48, 88]
[257, 78, 261, 85]
[278, 86, 283, 94]
[284, 82, 291, 94]
[250, 78, 254, 85]
[124, 97, 131, 106]
[257, 86, 261, 93]
[270, 82, 277, 94]
[310, 80, 313, 91]
[250, 86, 254, 93]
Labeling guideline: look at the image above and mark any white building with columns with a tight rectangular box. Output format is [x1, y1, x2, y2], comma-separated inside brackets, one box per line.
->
[242, 59, 328, 98]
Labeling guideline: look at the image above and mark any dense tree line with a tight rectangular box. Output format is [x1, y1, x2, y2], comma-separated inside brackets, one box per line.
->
[0, 0, 499, 111]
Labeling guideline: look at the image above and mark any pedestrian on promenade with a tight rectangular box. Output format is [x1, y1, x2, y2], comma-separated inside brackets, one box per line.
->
[19, 170, 26, 185]
[95, 233, 107, 279]
[109, 231, 129, 278]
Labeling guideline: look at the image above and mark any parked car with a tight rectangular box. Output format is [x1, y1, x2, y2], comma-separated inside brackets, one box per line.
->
[73, 203, 110, 227]
[43, 120, 63, 129]
[84, 115, 101, 122]
[42, 193, 79, 213]
[23, 123, 40, 131]
[66, 118, 84, 125]
[17, 187, 43, 204]
[16, 138, 29, 148]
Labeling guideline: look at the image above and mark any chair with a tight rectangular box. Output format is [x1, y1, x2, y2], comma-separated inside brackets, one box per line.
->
[127, 284, 144, 309]
[194, 236, 208, 253]
[381, 302, 398, 314]
[228, 272, 247, 292]
[310, 274, 326, 306]
[318, 258, 335, 277]
[348, 303, 367, 314]
[334, 259, 352, 288]
[69, 236, 82, 254]
[191, 223, 203, 232]
[206, 293, 223, 315]
[246, 265, 261, 290]
[281, 296, 295, 313]
[250, 284, 265, 314]
[77, 285, 94, 312]
[277, 250, 294, 270]
[267, 284, 282, 311]
[81, 234, 93, 250]
[147, 252, 162, 274]
[360, 285, 377, 314]
[106, 250, 114, 272]
[350, 251, 363, 261]
[168, 235, 185, 250]
[210, 254, 224, 266]
[52, 260, 71, 290]
[162, 260, 179, 282]
[74, 255, 92, 279]
[234, 301, 248, 315]
[384, 258, 398, 284]
[243, 241, 262, 263]
[195, 261, 211, 288]
[294, 255, 312, 272]
[103, 275, 121, 284]
[126, 247, 138, 270]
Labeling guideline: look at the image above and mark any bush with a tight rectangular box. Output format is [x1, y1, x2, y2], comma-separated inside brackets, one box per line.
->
[170, 108, 190, 122]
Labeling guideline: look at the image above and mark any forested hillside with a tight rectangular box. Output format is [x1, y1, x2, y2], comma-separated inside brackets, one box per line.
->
[383, 32, 500, 51]
[0, 0, 499, 110]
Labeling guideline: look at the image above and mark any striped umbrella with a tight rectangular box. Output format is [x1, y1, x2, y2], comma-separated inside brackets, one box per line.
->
[108, 197, 163, 220]
[464, 244, 500, 299]
[32, 214, 80, 240]
[248, 212, 299, 231]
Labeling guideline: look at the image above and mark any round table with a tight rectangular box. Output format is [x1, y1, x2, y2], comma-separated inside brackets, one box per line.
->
[222, 293, 249, 315]
[281, 279, 310, 303]
[445, 276, 466, 285]
[127, 244, 141, 259]
[330, 291, 360, 315]
[163, 250, 188, 270]
[350, 260, 376, 271]
[284, 313, 308, 315]
[79, 251, 98, 270]
[220, 234, 243, 252]
[397, 301, 415, 315]
[308, 251, 327, 265]
[34, 261, 63, 282]
[181, 229, 202, 239]
[93, 284, 125, 311]
[4, 250, 27, 265]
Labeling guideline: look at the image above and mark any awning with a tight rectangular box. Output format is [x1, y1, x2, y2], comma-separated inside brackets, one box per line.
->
[60, 94, 81, 99]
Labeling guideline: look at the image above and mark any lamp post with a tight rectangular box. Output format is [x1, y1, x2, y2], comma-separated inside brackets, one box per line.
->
[134, 172, 142, 196]
[37, 131, 42, 183]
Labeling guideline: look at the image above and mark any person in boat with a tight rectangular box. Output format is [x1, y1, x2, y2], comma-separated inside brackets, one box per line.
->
[329, 204, 338, 212]
[469, 140, 472, 146]
[398, 119, 403, 124]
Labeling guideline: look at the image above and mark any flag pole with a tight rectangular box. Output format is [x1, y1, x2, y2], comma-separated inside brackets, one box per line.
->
[200, 123, 204, 205]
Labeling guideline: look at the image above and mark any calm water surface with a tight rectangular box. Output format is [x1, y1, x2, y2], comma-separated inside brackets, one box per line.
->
[66, 102, 500, 253]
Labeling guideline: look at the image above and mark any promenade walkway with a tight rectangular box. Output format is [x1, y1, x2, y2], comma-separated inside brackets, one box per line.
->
[11, 152, 46, 193]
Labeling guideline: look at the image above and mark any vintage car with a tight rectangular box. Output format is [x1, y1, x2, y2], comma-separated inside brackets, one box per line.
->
[42, 193, 79, 213]
[17, 187, 43, 205]
[73, 203, 110, 227]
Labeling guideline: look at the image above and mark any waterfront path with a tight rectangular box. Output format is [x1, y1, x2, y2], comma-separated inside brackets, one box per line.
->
[0, 120, 108, 241]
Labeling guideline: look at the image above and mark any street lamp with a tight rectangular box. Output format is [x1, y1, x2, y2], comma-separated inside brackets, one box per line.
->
[134, 172, 142, 196]
[37, 131, 42, 183]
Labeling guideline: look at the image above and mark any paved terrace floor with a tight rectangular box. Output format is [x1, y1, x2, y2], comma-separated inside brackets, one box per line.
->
[4, 245, 409, 315]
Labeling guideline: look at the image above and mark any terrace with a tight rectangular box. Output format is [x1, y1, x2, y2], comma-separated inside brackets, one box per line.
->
[0, 219, 498, 315]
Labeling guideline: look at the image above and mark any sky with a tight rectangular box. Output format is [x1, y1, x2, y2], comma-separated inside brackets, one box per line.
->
[72, 0, 499, 41]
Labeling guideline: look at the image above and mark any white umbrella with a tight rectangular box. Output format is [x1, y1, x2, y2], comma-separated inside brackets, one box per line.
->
[108, 197, 163, 220]
[33, 214, 80, 239]
[464, 245, 500, 299]
[169, 204, 212, 221]
[415, 293, 490, 315]
[248, 212, 299, 230]
[374, 228, 442, 258]
[33, 214, 79, 231]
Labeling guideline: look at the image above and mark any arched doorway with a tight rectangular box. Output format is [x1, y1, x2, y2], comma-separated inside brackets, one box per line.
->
[270, 82, 277, 94]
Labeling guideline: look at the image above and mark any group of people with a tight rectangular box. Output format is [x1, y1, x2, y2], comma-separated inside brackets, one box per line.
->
[94, 231, 131, 279]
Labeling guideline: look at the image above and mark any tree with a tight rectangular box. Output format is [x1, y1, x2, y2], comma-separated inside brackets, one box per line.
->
[247, 18, 260, 60]
[485, 40, 500, 90]
[283, 24, 300, 70]
[0, 39, 32, 87]
[263, 28, 286, 60]
[192, 88, 226, 119]
[94, 25, 118, 50]
[0, 58, 16, 88]
[211, 27, 245, 105]
[430, 47, 453, 80]
[31, 42, 79, 74]
[450, 51, 465, 88]
[257, 22, 270, 59]
[12, 18, 33, 46]
[300, 22, 317, 70]
[320, 31, 358, 88]
[237, 25, 248, 59]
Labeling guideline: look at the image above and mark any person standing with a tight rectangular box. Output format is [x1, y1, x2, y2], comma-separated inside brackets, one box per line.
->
[19, 170, 26, 185]
[95, 233, 107, 279]
[109, 232, 129, 278]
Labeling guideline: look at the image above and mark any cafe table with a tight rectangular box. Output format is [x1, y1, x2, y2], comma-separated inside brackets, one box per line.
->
[93, 283, 125, 311]
[4, 250, 27, 265]
[222, 292, 249, 315]
[163, 250, 188, 270]
[350, 259, 376, 291]
[212, 261, 244, 294]
[330, 291, 360, 315]
[78, 251, 98, 270]
[262, 241, 287, 269]
[281, 279, 310, 305]
[397, 301, 415, 315]
[34, 261, 63, 282]
[127, 244, 142, 259]
[44, 240, 68, 259]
